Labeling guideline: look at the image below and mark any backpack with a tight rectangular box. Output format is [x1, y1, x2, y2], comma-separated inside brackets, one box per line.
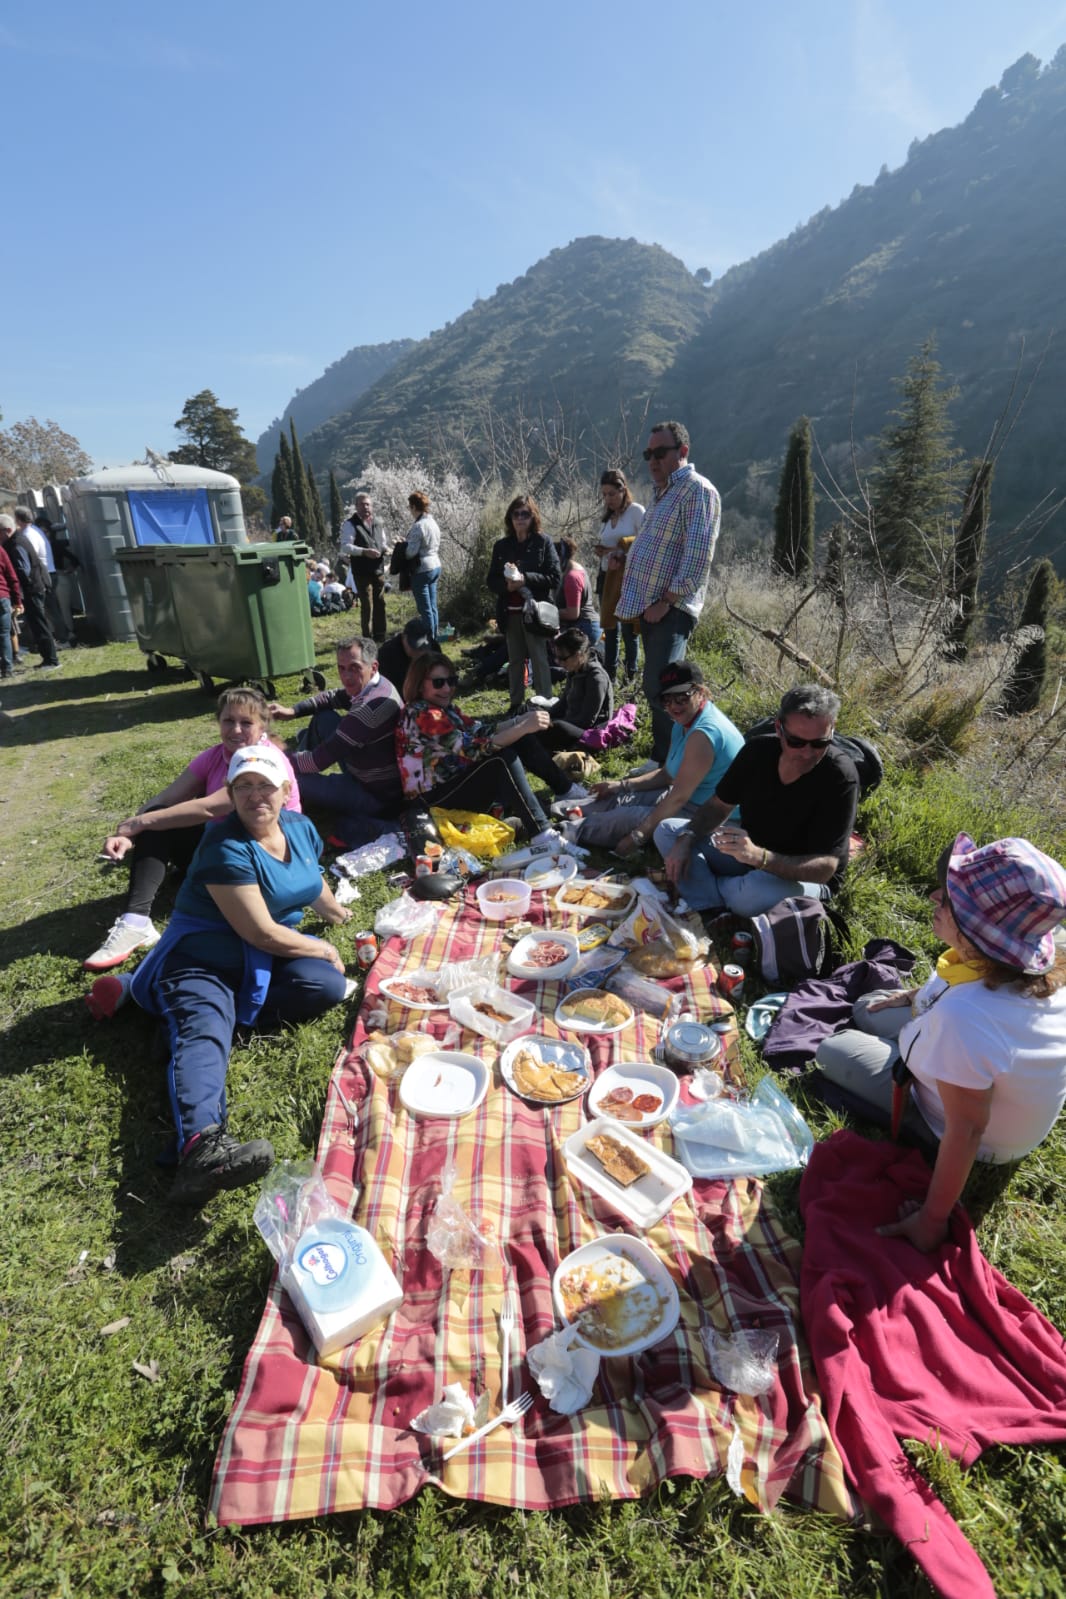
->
[749, 897, 844, 986]
[744, 716, 883, 798]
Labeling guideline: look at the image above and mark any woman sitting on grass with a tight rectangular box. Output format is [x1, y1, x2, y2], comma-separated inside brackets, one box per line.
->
[87, 746, 353, 1206]
[396, 651, 576, 838]
[816, 831, 1066, 1252]
[85, 688, 299, 972]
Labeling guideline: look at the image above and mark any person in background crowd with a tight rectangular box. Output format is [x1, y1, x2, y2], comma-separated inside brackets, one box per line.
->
[0, 532, 23, 679]
[486, 495, 562, 713]
[3, 510, 59, 670]
[577, 661, 743, 852]
[404, 491, 442, 643]
[274, 515, 295, 542]
[375, 615, 433, 694]
[84, 688, 300, 971]
[662, 684, 859, 914]
[35, 511, 78, 646]
[555, 535, 601, 650]
[614, 422, 720, 762]
[816, 833, 1066, 1253]
[340, 493, 387, 641]
[594, 469, 644, 682]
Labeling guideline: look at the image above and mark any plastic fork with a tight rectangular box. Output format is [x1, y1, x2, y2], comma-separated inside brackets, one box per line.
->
[499, 1295, 515, 1408]
[441, 1392, 533, 1461]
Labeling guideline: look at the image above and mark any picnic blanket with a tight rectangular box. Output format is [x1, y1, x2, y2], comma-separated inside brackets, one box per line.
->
[211, 884, 854, 1526]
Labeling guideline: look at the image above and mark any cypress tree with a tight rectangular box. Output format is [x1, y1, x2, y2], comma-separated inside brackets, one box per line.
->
[289, 420, 313, 541]
[1001, 558, 1053, 715]
[272, 434, 296, 527]
[306, 462, 327, 544]
[870, 336, 960, 578]
[943, 459, 993, 661]
[328, 470, 344, 544]
[772, 416, 816, 578]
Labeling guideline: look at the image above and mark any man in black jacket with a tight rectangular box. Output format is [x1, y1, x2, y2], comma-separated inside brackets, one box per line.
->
[340, 493, 387, 642]
[3, 511, 59, 670]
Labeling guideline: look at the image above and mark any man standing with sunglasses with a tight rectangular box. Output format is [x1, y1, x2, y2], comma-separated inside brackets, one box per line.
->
[615, 421, 720, 762]
[660, 685, 859, 916]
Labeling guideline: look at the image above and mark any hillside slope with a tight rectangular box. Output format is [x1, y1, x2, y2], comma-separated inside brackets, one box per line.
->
[255, 338, 415, 472]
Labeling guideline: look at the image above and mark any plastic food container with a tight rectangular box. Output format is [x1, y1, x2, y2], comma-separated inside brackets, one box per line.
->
[476, 878, 533, 922]
[563, 1118, 692, 1230]
[448, 980, 537, 1045]
[554, 879, 636, 923]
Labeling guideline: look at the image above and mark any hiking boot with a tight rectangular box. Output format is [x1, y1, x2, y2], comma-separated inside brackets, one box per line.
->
[84, 917, 161, 971]
[169, 1124, 275, 1206]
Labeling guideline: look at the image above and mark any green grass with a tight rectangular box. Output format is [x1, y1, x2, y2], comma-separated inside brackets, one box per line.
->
[1, 609, 1065, 1597]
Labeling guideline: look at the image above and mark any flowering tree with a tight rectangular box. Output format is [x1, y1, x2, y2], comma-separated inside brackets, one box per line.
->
[0, 416, 93, 489]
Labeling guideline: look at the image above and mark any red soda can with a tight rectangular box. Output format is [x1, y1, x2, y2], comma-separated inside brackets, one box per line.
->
[415, 853, 434, 877]
[564, 804, 584, 823]
[355, 930, 378, 967]
[730, 930, 754, 966]
[718, 962, 745, 1000]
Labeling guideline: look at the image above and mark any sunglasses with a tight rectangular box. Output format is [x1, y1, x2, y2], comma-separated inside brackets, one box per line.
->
[659, 687, 696, 707]
[643, 444, 678, 462]
[511, 508, 533, 519]
[428, 674, 458, 688]
[779, 726, 833, 750]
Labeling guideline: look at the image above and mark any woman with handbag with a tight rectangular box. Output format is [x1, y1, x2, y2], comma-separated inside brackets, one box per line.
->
[486, 495, 562, 714]
[403, 491, 442, 641]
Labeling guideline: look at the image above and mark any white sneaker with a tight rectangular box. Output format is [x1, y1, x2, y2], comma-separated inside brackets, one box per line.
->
[83, 917, 161, 972]
[343, 977, 359, 1000]
[626, 758, 659, 777]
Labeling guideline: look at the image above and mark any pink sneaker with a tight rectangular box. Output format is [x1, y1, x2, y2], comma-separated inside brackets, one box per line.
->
[86, 974, 131, 1020]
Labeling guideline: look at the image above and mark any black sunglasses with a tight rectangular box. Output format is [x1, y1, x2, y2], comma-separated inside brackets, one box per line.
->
[779, 726, 833, 749]
[659, 687, 696, 707]
[428, 674, 458, 688]
[511, 509, 533, 519]
[643, 444, 678, 462]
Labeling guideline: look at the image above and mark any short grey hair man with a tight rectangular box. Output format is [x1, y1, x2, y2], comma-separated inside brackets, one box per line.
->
[778, 685, 840, 724]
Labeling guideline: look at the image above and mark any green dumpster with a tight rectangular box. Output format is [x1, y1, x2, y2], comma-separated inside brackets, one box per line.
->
[116, 542, 318, 694]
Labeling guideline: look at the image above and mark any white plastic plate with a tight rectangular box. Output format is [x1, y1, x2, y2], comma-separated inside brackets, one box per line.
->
[506, 930, 581, 983]
[562, 1117, 692, 1231]
[553, 879, 636, 923]
[552, 1232, 682, 1354]
[586, 1062, 679, 1129]
[398, 1051, 490, 1118]
[499, 1033, 590, 1105]
[523, 854, 578, 892]
[554, 987, 634, 1036]
[378, 973, 449, 1011]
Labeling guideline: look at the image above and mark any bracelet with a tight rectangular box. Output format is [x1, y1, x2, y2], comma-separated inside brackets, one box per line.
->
[761, 847, 769, 868]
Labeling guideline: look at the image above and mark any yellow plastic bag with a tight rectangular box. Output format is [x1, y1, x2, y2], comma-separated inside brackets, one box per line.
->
[430, 807, 515, 859]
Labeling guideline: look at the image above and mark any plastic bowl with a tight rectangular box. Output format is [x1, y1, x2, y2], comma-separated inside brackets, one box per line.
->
[476, 877, 532, 922]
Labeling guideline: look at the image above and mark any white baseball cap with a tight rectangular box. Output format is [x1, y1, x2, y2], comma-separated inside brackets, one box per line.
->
[227, 745, 289, 788]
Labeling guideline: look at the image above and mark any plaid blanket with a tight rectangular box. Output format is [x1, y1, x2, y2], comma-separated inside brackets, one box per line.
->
[211, 884, 853, 1525]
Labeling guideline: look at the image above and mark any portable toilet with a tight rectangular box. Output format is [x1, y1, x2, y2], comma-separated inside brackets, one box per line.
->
[62, 462, 247, 642]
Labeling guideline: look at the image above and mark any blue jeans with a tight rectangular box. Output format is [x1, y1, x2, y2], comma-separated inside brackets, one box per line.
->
[602, 622, 638, 680]
[654, 817, 827, 914]
[410, 567, 440, 640]
[159, 947, 345, 1143]
[641, 607, 696, 762]
[0, 597, 12, 676]
[295, 766, 393, 821]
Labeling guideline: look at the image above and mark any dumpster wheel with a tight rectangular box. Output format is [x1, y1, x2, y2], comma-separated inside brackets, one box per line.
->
[302, 669, 327, 693]
[145, 652, 168, 672]
[195, 671, 216, 695]
[248, 678, 277, 700]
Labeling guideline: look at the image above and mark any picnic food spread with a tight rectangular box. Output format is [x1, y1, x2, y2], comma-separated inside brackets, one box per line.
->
[557, 1252, 665, 1350]
[510, 1044, 587, 1102]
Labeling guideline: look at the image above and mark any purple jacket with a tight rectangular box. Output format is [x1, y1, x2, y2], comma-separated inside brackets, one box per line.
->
[761, 938, 917, 1074]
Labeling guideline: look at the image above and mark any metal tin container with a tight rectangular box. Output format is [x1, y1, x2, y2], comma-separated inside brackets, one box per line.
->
[662, 1019, 723, 1074]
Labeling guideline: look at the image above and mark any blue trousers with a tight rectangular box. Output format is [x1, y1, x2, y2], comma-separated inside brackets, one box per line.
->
[0, 596, 13, 676]
[410, 568, 440, 640]
[654, 817, 827, 914]
[602, 621, 638, 680]
[158, 946, 345, 1144]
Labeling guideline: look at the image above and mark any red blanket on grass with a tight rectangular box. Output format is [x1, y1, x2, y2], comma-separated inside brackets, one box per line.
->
[210, 885, 853, 1526]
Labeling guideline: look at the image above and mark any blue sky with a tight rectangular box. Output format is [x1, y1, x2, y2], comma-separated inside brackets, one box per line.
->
[4, 0, 1064, 469]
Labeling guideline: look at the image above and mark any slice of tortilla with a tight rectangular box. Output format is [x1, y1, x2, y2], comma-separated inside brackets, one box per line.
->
[585, 1133, 651, 1188]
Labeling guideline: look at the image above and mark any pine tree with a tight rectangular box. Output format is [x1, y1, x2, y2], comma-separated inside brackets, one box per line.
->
[169, 390, 258, 482]
[870, 336, 960, 577]
[288, 420, 313, 540]
[306, 462, 327, 544]
[271, 435, 296, 528]
[1001, 558, 1053, 715]
[943, 459, 993, 661]
[328, 470, 344, 544]
[771, 416, 816, 578]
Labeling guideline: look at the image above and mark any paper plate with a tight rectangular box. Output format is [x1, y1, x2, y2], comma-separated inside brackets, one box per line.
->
[398, 1051, 490, 1118]
[499, 1034, 590, 1106]
[554, 987, 634, 1036]
[378, 974, 449, 1012]
[552, 1233, 681, 1356]
[523, 853, 578, 892]
[506, 930, 581, 983]
[553, 879, 636, 923]
[586, 1062, 679, 1129]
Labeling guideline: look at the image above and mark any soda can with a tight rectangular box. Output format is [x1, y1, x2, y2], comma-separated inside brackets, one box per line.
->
[731, 930, 754, 954]
[355, 931, 378, 967]
[718, 963, 745, 1000]
[415, 854, 434, 877]
[564, 804, 584, 824]
[490, 802, 505, 819]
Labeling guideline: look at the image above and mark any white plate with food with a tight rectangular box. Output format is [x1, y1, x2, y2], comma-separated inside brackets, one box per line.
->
[523, 853, 578, 892]
[499, 1034, 591, 1106]
[554, 987, 634, 1035]
[506, 930, 581, 983]
[398, 1051, 490, 1119]
[554, 878, 637, 923]
[562, 1117, 693, 1231]
[552, 1233, 682, 1355]
[378, 973, 449, 1011]
[586, 1063, 679, 1128]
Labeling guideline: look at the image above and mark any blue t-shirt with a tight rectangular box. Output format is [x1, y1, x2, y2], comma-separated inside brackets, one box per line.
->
[664, 702, 744, 807]
[174, 810, 325, 963]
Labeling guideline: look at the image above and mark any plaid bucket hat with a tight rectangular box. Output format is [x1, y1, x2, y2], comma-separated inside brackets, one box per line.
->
[947, 831, 1066, 973]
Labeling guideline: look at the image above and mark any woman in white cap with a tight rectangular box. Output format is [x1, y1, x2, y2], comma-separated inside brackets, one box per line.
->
[87, 745, 353, 1207]
[816, 832, 1066, 1251]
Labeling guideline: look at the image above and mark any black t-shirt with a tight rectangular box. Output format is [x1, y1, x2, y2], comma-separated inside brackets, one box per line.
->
[376, 634, 409, 693]
[714, 736, 859, 888]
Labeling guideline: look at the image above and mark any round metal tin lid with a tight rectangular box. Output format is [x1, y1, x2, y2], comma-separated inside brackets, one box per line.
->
[665, 1020, 719, 1060]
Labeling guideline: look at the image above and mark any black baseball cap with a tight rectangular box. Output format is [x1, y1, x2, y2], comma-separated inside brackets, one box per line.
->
[658, 661, 705, 693]
[403, 618, 433, 650]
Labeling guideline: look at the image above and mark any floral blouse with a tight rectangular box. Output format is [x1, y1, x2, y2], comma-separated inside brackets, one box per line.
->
[396, 701, 492, 797]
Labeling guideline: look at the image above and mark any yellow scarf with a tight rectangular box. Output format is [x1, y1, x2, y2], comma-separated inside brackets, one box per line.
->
[935, 946, 989, 986]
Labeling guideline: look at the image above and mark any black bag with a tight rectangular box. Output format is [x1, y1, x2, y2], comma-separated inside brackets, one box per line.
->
[523, 597, 560, 637]
[750, 898, 835, 986]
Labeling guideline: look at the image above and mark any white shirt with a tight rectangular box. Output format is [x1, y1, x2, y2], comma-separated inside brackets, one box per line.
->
[900, 972, 1066, 1161]
[24, 524, 54, 573]
[596, 502, 644, 572]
